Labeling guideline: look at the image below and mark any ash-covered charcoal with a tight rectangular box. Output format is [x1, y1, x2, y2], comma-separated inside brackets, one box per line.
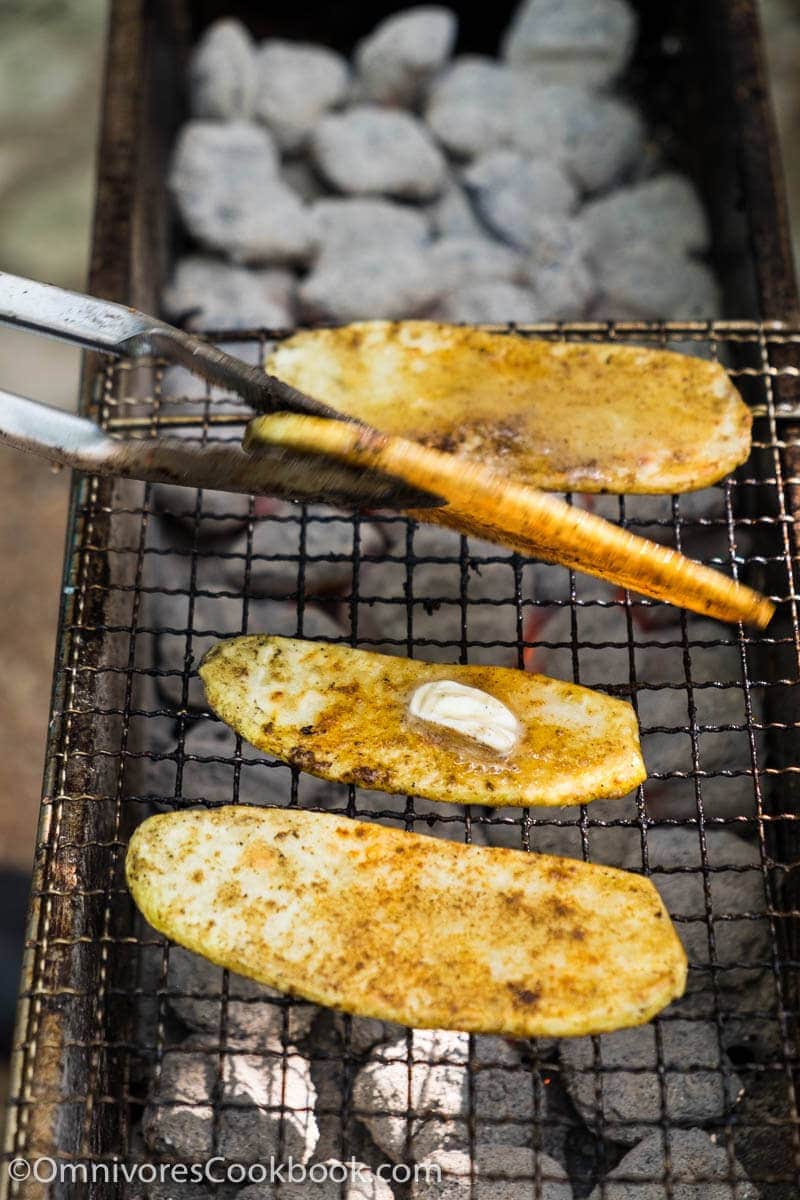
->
[560, 1019, 743, 1145]
[520, 587, 647, 691]
[464, 151, 578, 248]
[346, 786, 491, 846]
[145, 586, 345, 712]
[143, 1036, 319, 1163]
[521, 597, 764, 824]
[230, 179, 319, 266]
[424, 56, 518, 159]
[282, 157, 327, 203]
[254, 41, 350, 153]
[164, 944, 316, 1044]
[478, 793, 644, 868]
[507, 85, 643, 194]
[136, 520, 249, 682]
[311, 106, 447, 200]
[520, 553, 615, 608]
[718, 969, 785, 1063]
[433, 76, 639, 196]
[413, 1147, 571, 1200]
[353, 1029, 538, 1161]
[218, 501, 390, 601]
[500, 0, 638, 89]
[429, 178, 487, 238]
[169, 120, 318, 265]
[308, 1010, 404, 1161]
[429, 236, 526, 289]
[137, 695, 340, 811]
[587, 1128, 760, 1199]
[135, 1182, 215, 1200]
[306, 1055, 352, 1163]
[168, 0, 721, 330]
[188, 18, 257, 121]
[653, 774, 760, 828]
[355, 6, 458, 107]
[620, 826, 771, 1004]
[311, 196, 431, 254]
[141, 714, 293, 809]
[238, 1162, 394, 1200]
[582, 173, 711, 259]
[162, 257, 295, 330]
[635, 628, 764, 824]
[149, 482, 253, 542]
[355, 525, 519, 664]
[357, 1046, 470, 1166]
[594, 244, 721, 320]
[587, 488, 729, 550]
[435, 281, 542, 324]
[335, 1017, 406, 1058]
[521, 215, 595, 318]
[251, 268, 296, 327]
[479, 783, 757, 874]
[298, 243, 440, 323]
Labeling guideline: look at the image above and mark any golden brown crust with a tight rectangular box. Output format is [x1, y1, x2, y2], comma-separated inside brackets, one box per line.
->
[245, 413, 774, 629]
[266, 321, 752, 494]
[199, 635, 646, 808]
[126, 806, 688, 1038]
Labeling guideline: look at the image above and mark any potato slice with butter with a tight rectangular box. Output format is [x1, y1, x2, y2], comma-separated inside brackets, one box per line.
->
[126, 805, 688, 1037]
[199, 635, 646, 807]
[266, 321, 752, 494]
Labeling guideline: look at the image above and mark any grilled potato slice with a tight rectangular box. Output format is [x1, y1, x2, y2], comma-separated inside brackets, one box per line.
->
[245, 414, 774, 628]
[126, 806, 688, 1037]
[266, 321, 752, 494]
[199, 635, 646, 808]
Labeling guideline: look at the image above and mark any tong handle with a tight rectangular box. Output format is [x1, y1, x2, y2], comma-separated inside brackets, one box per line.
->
[0, 389, 112, 469]
[146, 327, 341, 418]
[0, 272, 343, 420]
[0, 273, 445, 508]
[0, 389, 443, 508]
[0, 391, 206, 485]
[0, 271, 151, 352]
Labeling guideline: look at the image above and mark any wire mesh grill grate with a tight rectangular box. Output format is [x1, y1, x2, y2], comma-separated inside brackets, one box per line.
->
[3, 321, 800, 1198]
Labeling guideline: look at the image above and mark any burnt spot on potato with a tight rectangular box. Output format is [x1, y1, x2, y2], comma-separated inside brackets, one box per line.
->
[198, 635, 645, 810]
[265, 321, 752, 495]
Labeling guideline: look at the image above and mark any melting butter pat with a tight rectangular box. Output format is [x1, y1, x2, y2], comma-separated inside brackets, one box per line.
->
[408, 679, 520, 754]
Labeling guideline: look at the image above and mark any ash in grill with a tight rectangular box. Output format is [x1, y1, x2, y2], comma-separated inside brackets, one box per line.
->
[164, 0, 720, 328]
[5, 4, 800, 1200]
[88, 321, 788, 1200]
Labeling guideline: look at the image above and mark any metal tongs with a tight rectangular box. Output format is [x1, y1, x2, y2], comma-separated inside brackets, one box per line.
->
[0, 272, 442, 510]
[0, 274, 777, 628]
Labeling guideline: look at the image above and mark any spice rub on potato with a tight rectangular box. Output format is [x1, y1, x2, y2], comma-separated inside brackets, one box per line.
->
[199, 635, 646, 808]
[245, 414, 774, 628]
[266, 321, 752, 494]
[126, 806, 688, 1038]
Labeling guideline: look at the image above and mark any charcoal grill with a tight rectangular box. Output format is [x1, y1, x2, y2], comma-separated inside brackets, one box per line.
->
[4, 1, 800, 1198]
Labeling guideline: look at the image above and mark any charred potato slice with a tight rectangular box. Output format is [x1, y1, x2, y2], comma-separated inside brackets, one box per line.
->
[266, 321, 752, 494]
[199, 635, 646, 808]
[126, 806, 688, 1038]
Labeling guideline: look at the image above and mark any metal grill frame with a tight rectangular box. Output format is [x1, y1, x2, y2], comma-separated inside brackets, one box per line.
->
[1, 320, 800, 1198]
[1, 0, 799, 1194]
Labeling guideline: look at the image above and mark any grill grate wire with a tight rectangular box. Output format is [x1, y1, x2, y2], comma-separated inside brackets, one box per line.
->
[3, 321, 800, 1198]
